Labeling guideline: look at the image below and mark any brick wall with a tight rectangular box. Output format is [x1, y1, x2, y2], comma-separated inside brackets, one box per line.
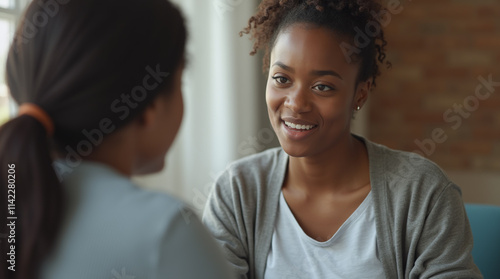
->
[369, 0, 500, 171]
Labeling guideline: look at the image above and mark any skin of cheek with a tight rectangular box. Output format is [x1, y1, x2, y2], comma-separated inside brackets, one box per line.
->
[265, 68, 360, 158]
[153, 76, 184, 170]
[135, 67, 184, 174]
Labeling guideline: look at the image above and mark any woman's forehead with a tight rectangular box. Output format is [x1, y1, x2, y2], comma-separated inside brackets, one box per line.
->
[270, 24, 360, 76]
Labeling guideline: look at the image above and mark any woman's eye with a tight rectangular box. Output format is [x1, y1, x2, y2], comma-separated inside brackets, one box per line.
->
[272, 76, 290, 84]
[313, 84, 333, 92]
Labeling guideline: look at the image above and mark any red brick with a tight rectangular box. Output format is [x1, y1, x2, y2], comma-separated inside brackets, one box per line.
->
[370, 0, 499, 171]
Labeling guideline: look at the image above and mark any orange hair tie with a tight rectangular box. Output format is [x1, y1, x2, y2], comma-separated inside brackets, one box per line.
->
[18, 103, 54, 136]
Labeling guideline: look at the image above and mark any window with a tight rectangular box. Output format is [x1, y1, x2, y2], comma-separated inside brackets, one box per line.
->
[0, 0, 29, 124]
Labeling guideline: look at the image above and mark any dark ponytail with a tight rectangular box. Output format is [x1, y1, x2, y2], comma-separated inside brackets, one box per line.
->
[0, 116, 63, 279]
[0, 0, 187, 278]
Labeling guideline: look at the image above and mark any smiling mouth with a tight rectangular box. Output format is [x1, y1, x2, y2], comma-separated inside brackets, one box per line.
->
[283, 121, 317, 131]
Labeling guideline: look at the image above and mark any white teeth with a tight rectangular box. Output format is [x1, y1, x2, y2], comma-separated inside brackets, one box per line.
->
[284, 121, 315, 130]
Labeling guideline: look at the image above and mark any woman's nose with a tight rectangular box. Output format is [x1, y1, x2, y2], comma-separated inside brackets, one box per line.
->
[284, 86, 312, 113]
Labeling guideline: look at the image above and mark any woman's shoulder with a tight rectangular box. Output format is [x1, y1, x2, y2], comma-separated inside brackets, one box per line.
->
[46, 162, 218, 278]
[228, 146, 285, 170]
[62, 160, 184, 210]
[211, 147, 286, 202]
[364, 139, 464, 219]
[217, 147, 286, 182]
[364, 138, 455, 190]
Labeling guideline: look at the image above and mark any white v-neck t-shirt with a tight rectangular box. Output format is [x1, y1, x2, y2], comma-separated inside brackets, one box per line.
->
[264, 191, 385, 279]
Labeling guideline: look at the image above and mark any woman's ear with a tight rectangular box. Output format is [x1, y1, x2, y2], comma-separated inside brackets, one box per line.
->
[134, 98, 160, 129]
[355, 80, 372, 109]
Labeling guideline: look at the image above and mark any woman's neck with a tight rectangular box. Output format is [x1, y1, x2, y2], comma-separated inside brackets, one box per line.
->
[84, 127, 136, 177]
[285, 135, 370, 194]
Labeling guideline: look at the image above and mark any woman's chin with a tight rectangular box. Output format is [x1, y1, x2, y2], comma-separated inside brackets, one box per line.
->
[134, 159, 165, 176]
[280, 143, 312, 158]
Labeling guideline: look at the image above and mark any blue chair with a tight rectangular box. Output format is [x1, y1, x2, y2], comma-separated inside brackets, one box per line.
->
[465, 203, 500, 279]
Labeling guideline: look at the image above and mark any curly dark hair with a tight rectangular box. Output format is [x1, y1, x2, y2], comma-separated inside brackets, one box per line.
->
[241, 0, 391, 87]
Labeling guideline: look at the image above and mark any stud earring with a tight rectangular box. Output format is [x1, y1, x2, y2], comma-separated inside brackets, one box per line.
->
[356, 106, 361, 111]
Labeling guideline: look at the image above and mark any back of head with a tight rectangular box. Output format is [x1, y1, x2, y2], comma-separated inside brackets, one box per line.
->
[8, 0, 186, 147]
[0, 0, 186, 278]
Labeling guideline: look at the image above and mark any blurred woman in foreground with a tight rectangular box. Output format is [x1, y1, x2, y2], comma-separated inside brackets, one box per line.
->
[0, 0, 232, 278]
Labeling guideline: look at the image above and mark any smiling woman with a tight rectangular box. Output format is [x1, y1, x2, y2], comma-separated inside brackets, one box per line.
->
[266, 25, 371, 158]
[202, 1, 483, 278]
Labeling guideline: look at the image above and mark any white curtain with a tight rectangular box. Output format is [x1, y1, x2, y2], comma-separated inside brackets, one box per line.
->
[133, 0, 271, 214]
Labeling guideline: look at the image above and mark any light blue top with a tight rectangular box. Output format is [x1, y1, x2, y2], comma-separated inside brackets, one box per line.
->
[42, 161, 232, 279]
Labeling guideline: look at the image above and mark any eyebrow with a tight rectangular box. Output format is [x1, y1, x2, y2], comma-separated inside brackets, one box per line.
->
[272, 61, 343, 80]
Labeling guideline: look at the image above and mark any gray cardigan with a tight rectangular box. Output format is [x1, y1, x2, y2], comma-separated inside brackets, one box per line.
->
[202, 137, 482, 279]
